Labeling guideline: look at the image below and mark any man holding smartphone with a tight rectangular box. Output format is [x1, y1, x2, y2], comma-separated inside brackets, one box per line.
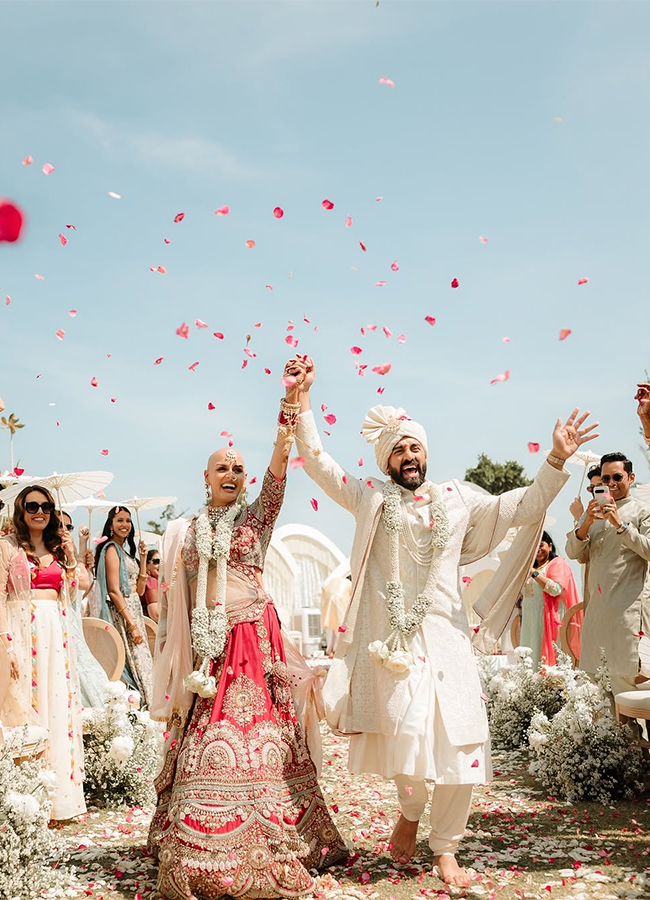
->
[566, 452, 650, 695]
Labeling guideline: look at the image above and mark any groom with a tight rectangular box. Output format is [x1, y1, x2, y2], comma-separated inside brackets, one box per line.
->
[290, 356, 597, 885]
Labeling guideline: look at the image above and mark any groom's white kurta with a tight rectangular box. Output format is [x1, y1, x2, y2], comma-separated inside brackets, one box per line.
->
[296, 411, 569, 784]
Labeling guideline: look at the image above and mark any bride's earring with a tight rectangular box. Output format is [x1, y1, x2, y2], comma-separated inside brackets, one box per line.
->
[204, 482, 212, 505]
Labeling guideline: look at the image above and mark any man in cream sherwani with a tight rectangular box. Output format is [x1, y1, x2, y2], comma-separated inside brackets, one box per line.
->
[290, 357, 597, 886]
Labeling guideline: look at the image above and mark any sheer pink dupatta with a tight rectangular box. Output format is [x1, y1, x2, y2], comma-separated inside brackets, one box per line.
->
[541, 556, 582, 665]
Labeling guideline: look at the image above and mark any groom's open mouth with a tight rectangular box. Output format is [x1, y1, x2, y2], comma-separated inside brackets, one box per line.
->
[401, 462, 420, 479]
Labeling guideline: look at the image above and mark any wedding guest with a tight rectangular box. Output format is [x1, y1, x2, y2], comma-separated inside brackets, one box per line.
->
[566, 452, 650, 695]
[148, 360, 345, 900]
[0, 485, 86, 820]
[636, 382, 650, 448]
[569, 466, 601, 523]
[142, 549, 162, 623]
[95, 507, 153, 707]
[520, 531, 581, 667]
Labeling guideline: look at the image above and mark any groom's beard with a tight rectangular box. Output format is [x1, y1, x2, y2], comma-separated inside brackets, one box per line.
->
[388, 459, 427, 491]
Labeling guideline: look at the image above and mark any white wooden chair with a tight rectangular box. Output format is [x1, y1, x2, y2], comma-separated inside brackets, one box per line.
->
[0, 643, 49, 764]
[558, 602, 585, 668]
[82, 617, 126, 681]
[142, 616, 158, 658]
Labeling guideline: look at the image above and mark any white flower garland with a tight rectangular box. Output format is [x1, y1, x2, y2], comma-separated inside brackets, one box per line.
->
[369, 481, 450, 674]
[184, 499, 244, 698]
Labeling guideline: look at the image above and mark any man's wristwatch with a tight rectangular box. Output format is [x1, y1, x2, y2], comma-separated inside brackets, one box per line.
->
[616, 522, 630, 535]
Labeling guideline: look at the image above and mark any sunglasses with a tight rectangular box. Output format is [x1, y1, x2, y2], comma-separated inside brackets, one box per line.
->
[601, 473, 626, 484]
[151, 558, 161, 565]
[24, 501, 55, 515]
[64, 523, 74, 532]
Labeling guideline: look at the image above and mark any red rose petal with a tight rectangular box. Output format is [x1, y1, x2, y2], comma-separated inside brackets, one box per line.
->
[174, 212, 185, 223]
[0, 200, 25, 243]
[310, 498, 319, 511]
[322, 199, 334, 210]
[527, 442, 540, 453]
[451, 277, 460, 288]
[273, 206, 284, 218]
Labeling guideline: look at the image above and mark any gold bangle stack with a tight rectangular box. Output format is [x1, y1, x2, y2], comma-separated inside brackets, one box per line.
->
[276, 398, 301, 448]
[546, 453, 566, 469]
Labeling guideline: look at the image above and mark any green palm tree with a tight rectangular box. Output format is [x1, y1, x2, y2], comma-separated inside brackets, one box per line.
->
[0, 413, 25, 471]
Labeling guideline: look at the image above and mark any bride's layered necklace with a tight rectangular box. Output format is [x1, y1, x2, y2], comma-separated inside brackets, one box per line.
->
[368, 480, 450, 674]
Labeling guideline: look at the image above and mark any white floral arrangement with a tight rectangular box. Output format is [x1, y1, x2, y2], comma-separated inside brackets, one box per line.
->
[0, 730, 62, 900]
[527, 654, 645, 803]
[477, 646, 571, 750]
[82, 682, 163, 808]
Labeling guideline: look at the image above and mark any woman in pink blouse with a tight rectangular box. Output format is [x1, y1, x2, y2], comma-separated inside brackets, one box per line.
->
[148, 362, 345, 900]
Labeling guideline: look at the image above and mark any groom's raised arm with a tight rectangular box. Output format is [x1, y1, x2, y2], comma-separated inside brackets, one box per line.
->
[291, 357, 363, 516]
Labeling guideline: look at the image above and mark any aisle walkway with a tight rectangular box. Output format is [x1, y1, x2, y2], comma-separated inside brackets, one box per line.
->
[50, 730, 650, 900]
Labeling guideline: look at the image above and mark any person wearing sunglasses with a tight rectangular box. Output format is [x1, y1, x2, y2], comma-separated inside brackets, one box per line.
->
[566, 452, 650, 696]
[141, 548, 162, 623]
[0, 485, 86, 821]
[569, 465, 602, 524]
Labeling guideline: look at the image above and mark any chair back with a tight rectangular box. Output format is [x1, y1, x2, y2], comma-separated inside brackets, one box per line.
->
[510, 614, 521, 650]
[82, 617, 126, 681]
[142, 616, 158, 658]
[0, 643, 10, 719]
[559, 601, 585, 668]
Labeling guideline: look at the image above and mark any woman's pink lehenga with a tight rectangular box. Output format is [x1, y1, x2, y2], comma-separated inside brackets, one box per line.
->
[148, 471, 346, 900]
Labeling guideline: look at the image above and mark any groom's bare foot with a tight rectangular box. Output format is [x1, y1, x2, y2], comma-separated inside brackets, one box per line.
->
[389, 814, 419, 864]
[434, 854, 471, 886]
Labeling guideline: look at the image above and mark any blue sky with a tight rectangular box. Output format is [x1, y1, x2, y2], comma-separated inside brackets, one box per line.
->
[1, 1, 649, 558]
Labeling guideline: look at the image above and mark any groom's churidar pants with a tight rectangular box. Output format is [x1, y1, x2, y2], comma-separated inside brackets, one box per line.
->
[394, 776, 473, 856]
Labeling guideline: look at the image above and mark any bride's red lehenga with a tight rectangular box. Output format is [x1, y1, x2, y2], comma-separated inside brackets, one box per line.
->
[148, 470, 346, 900]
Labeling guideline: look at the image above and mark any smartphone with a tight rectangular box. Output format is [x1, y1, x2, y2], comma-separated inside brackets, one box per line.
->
[593, 485, 611, 505]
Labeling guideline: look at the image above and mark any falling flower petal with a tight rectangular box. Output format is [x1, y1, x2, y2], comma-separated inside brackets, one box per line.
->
[208, 402, 216, 410]
[265, 284, 273, 290]
[264, 367, 271, 374]
[378, 77, 395, 88]
[21, 155, 33, 165]
[322, 199, 334, 210]
[578, 277, 589, 285]
[174, 212, 185, 223]
[559, 328, 572, 341]
[273, 206, 284, 218]
[214, 205, 230, 216]
[153, 357, 164, 365]
[93, 535, 108, 545]
[375, 195, 383, 201]
[350, 346, 363, 355]
[195, 319, 208, 328]
[100, 449, 109, 456]
[490, 369, 511, 384]
[0, 200, 25, 243]
[67, 309, 77, 317]
[245, 239, 256, 248]
[375, 280, 386, 286]
[156, 265, 166, 273]
[345, 215, 353, 228]
[65, 224, 76, 230]
[188, 361, 199, 371]
[397, 334, 406, 344]
[90, 377, 98, 387]
[213, 332, 224, 340]
[424, 315, 436, 326]
[289, 457, 305, 469]
[391, 260, 399, 271]
[310, 498, 319, 511]
[164, 238, 171, 244]
[377, 386, 385, 394]
[372, 363, 392, 375]
[358, 458, 363, 466]
[220, 431, 232, 438]
[176, 322, 190, 339]
[479, 236, 488, 243]
[58, 232, 67, 246]
[528, 442, 540, 453]
[42, 163, 55, 175]
[55, 329, 65, 340]
[108, 191, 121, 199]
[34, 274, 44, 279]
[451, 277, 460, 288]
[360, 241, 367, 251]
[280, 375, 296, 387]
[286, 335, 298, 348]
[502, 335, 510, 342]
[244, 347, 256, 358]
[324, 414, 337, 425]
[383, 326, 392, 338]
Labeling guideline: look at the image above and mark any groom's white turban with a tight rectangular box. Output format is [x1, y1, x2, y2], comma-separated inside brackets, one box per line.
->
[361, 405, 428, 474]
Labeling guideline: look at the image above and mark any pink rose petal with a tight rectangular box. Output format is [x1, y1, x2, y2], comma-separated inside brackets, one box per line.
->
[286, 335, 298, 348]
[42, 163, 55, 175]
[479, 236, 488, 243]
[0, 201, 25, 243]
[208, 402, 216, 410]
[350, 346, 363, 355]
[559, 328, 572, 341]
[378, 77, 395, 88]
[174, 212, 185, 223]
[68, 309, 77, 317]
[451, 277, 460, 288]
[245, 239, 256, 248]
[214, 205, 230, 216]
[502, 335, 510, 342]
[221, 430, 232, 438]
[372, 363, 392, 375]
[490, 369, 511, 384]
[55, 329, 65, 340]
[213, 332, 224, 339]
[100, 449, 109, 456]
[324, 414, 337, 425]
[424, 315, 436, 326]
[195, 319, 208, 328]
[375, 280, 386, 287]
[22, 155, 33, 166]
[528, 442, 540, 453]
[578, 277, 589, 285]
[90, 377, 98, 387]
[164, 238, 171, 244]
[176, 322, 190, 339]
[154, 357, 164, 365]
[391, 260, 399, 271]
[310, 498, 319, 511]
[65, 224, 76, 230]
[289, 457, 305, 469]
[397, 334, 406, 344]
[345, 215, 353, 228]
[383, 326, 392, 338]
[188, 361, 199, 371]
[360, 241, 367, 251]
[273, 206, 284, 218]
[58, 233, 67, 246]
[322, 199, 334, 210]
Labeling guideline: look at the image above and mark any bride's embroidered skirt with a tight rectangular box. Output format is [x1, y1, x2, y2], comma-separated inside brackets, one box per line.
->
[149, 603, 346, 900]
